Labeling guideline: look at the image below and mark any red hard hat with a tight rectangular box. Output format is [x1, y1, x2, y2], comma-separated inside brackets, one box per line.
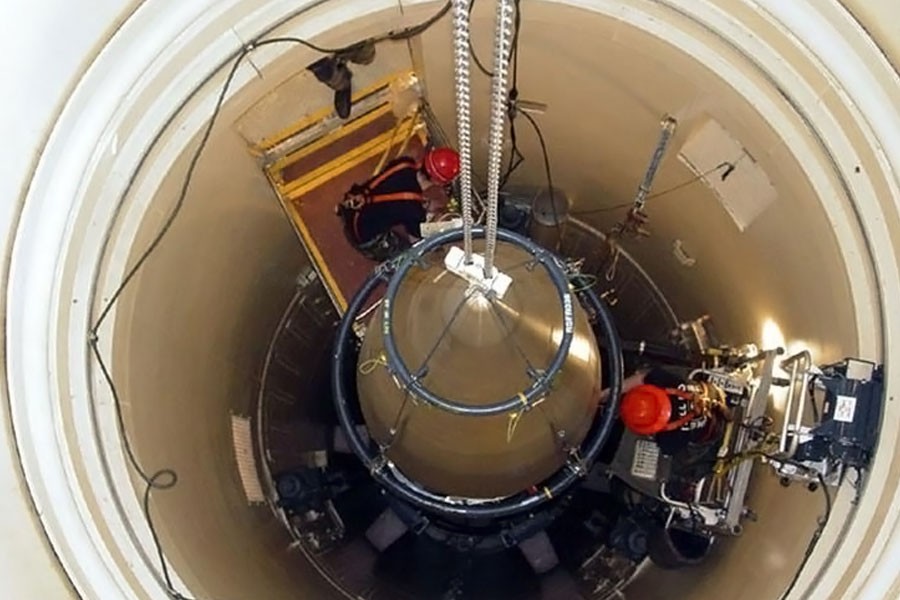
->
[620, 384, 672, 436]
[422, 147, 460, 184]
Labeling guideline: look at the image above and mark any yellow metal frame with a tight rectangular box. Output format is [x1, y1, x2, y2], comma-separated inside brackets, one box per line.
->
[269, 130, 422, 314]
[280, 118, 426, 202]
[262, 72, 428, 314]
[254, 71, 413, 154]
[274, 186, 350, 311]
[267, 103, 394, 181]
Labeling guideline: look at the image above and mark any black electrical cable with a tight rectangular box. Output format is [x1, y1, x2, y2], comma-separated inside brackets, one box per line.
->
[520, 109, 564, 240]
[571, 162, 734, 216]
[89, 34, 252, 598]
[470, 42, 495, 77]
[267, 1, 452, 53]
[87, 4, 452, 599]
[468, 0, 495, 77]
[469, 0, 525, 192]
[807, 374, 821, 424]
[467, 0, 525, 194]
[779, 473, 832, 600]
[499, 0, 524, 190]
[848, 466, 865, 505]
[385, 1, 451, 40]
[89, 334, 183, 597]
[498, 116, 525, 190]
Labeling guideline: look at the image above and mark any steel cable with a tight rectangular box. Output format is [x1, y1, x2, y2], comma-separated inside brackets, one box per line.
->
[483, 0, 516, 277]
[451, 0, 475, 261]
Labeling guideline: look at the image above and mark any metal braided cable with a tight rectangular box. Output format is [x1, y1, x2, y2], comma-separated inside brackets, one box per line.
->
[451, 0, 475, 261]
[483, 0, 515, 277]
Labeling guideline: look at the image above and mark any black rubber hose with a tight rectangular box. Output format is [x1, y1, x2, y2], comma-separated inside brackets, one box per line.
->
[577, 285, 624, 465]
[332, 267, 390, 464]
[331, 236, 624, 520]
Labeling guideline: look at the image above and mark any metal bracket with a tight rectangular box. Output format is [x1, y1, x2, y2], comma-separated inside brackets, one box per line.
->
[444, 245, 513, 299]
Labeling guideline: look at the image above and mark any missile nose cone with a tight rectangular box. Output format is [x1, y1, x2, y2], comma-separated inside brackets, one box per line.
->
[356, 240, 602, 498]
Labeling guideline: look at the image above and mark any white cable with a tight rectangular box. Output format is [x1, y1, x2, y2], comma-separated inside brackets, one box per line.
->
[451, 0, 475, 262]
[483, 0, 515, 277]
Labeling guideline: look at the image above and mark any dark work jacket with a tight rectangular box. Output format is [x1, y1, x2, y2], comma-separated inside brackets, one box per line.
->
[340, 157, 427, 245]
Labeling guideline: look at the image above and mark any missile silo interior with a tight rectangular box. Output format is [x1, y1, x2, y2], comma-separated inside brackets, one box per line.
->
[6, 1, 900, 600]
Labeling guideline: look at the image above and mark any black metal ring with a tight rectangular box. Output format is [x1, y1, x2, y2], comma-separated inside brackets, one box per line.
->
[380, 227, 574, 416]
[331, 236, 623, 520]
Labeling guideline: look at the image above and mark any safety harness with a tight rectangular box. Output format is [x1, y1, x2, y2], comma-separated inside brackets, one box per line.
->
[343, 159, 425, 245]
[652, 387, 709, 433]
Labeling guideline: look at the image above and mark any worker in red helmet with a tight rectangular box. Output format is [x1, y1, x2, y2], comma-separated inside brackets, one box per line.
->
[617, 368, 721, 456]
[336, 147, 461, 261]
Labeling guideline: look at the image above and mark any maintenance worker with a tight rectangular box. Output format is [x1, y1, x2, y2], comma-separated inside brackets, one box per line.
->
[617, 367, 728, 457]
[336, 147, 460, 261]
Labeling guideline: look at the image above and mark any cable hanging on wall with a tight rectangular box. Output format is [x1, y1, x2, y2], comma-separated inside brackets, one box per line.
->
[86, 4, 452, 600]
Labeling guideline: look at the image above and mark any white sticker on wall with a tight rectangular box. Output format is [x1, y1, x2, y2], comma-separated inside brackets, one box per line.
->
[678, 118, 777, 231]
[834, 394, 857, 423]
[631, 439, 660, 480]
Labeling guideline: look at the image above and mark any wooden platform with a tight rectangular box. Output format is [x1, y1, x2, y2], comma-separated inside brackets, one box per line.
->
[263, 84, 447, 313]
[281, 145, 421, 312]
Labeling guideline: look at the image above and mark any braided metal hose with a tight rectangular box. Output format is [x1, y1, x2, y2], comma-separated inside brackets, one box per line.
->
[451, 0, 475, 262]
[633, 116, 678, 212]
[483, 0, 515, 277]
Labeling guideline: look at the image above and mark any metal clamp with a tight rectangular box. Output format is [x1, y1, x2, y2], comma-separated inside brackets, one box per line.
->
[660, 482, 721, 529]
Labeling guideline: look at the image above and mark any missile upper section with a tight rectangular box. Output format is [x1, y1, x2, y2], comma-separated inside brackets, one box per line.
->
[356, 240, 602, 498]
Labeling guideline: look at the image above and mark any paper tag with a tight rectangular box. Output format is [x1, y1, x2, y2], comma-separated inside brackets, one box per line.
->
[834, 394, 857, 423]
[631, 439, 660, 480]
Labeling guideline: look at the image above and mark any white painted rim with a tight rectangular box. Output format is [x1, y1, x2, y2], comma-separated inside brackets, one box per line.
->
[5, 1, 899, 600]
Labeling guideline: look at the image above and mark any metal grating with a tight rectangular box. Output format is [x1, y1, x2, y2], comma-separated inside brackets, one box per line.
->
[231, 415, 266, 504]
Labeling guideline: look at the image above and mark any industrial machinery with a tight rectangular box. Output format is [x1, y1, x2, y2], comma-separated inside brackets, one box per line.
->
[267, 229, 884, 595]
[331, 227, 623, 570]
[259, 2, 886, 597]
[603, 318, 884, 568]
